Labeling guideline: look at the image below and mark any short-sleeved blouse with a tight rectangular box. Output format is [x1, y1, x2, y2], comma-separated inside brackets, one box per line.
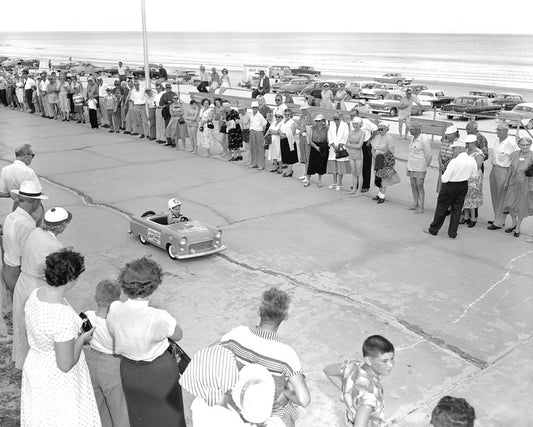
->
[107, 299, 176, 362]
[372, 133, 394, 155]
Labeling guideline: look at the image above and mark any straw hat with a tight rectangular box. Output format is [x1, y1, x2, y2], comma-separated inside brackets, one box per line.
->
[11, 181, 48, 200]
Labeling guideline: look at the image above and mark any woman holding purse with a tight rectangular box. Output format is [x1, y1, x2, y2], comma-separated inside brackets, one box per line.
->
[372, 123, 400, 204]
[303, 114, 329, 187]
[279, 109, 298, 177]
[107, 257, 186, 427]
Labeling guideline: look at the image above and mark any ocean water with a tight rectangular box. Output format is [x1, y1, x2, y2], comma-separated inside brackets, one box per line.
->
[1, 32, 533, 89]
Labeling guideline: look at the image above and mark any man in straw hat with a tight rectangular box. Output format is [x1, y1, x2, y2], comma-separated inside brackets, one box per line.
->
[12, 206, 72, 369]
[424, 139, 477, 239]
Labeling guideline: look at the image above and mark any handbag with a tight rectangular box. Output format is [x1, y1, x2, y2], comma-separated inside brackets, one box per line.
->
[168, 339, 191, 375]
[335, 147, 349, 159]
[206, 121, 215, 129]
[525, 163, 533, 177]
[178, 117, 185, 125]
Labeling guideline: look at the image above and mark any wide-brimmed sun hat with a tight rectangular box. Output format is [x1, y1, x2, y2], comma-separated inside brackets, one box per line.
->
[231, 364, 275, 424]
[314, 114, 325, 121]
[11, 181, 48, 200]
[445, 125, 458, 135]
[44, 207, 72, 226]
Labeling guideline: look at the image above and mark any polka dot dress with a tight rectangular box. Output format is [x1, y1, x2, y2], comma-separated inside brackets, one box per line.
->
[21, 289, 101, 427]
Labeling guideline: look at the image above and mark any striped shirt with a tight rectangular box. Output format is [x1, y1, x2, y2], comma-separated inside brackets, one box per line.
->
[220, 326, 303, 422]
[180, 345, 239, 406]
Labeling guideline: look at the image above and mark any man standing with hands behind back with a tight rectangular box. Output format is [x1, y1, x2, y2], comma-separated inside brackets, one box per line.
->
[252, 70, 270, 99]
[397, 88, 422, 139]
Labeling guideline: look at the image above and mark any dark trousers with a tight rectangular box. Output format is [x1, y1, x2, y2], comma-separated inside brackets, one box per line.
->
[120, 351, 186, 427]
[25, 89, 35, 112]
[197, 81, 209, 93]
[429, 181, 468, 238]
[148, 108, 156, 138]
[89, 108, 99, 128]
[0, 89, 7, 106]
[362, 141, 373, 190]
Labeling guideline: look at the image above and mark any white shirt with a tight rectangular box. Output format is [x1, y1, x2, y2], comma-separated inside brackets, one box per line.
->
[98, 84, 108, 97]
[191, 398, 248, 427]
[86, 311, 115, 355]
[327, 120, 349, 146]
[441, 152, 477, 183]
[107, 299, 176, 362]
[39, 79, 48, 93]
[87, 98, 98, 109]
[273, 103, 287, 117]
[24, 77, 36, 90]
[250, 112, 267, 132]
[130, 88, 146, 105]
[492, 135, 518, 167]
[3, 207, 35, 267]
[117, 65, 127, 76]
[154, 91, 164, 108]
[360, 118, 378, 142]
[0, 160, 40, 201]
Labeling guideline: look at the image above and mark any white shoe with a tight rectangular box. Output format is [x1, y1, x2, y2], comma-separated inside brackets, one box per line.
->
[328, 184, 336, 189]
[298, 175, 306, 180]
[335, 185, 341, 191]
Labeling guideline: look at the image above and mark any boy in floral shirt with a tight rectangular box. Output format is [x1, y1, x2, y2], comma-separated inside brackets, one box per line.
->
[324, 335, 395, 426]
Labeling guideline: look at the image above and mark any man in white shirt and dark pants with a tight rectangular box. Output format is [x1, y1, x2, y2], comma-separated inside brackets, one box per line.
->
[424, 139, 477, 239]
[130, 80, 149, 138]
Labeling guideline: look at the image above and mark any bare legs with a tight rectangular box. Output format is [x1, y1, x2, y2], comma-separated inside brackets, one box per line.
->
[408, 176, 426, 213]
[347, 159, 362, 196]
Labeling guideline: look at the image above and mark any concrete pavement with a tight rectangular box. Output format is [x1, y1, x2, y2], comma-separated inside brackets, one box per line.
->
[0, 108, 532, 426]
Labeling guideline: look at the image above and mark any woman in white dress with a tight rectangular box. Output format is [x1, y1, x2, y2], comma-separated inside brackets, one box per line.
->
[197, 98, 215, 157]
[320, 83, 334, 109]
[219, 68, 231, 95]
[266, 113, 284, 173]
[21, 248, 101, 427]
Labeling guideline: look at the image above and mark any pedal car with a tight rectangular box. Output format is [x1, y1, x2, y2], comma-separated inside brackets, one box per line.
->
[129, 211, 226, 259]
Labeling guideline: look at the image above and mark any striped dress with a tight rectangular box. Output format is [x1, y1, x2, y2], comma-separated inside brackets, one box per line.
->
[220, 326, 303, 424]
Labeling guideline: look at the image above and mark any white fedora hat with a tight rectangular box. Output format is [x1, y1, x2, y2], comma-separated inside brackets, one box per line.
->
[11, 181, 49, 200]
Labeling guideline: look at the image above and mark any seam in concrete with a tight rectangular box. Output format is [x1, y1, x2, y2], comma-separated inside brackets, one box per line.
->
[215, 252, 488, 369]
[450, 250, 533, 325]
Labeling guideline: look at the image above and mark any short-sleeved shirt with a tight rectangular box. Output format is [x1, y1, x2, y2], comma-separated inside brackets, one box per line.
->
[492, 135, 519, 167]
[107, 299, 176, 362]
[341, 359, 385, 427]
[220, 326, 303, 422]
[85, 311, 114, 355]
[3, 207, 35, 267]
[0, 160, 40, 201]
[407, 136, 431, 172]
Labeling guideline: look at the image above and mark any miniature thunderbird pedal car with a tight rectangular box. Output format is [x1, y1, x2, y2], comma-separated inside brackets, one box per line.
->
[129, 211, 226, 259]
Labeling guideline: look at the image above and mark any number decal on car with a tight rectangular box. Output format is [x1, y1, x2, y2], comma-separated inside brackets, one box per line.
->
[147, 228, 161, 245]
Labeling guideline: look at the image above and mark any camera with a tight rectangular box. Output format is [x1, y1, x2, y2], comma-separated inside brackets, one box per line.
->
[79, 312, 93, 333]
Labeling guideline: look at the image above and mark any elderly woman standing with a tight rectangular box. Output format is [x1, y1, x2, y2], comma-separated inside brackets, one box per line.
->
[46, 74, 60, 119]
[12, 207, 72, 370]
[280, 109, 298, 177]
[303, 114, 329, 187]
[198, 98, 215, 157]
[266, 112, 284, 173]
[21, 249, 101, 427]
[461, 134, 485, 227]
[186, 100, 200, 153]
[345, 117, 365, 195]
[327, 113, 351, 191]
[107, 257, 186, 427]
[500, 137, 533, 237]
[407, 123, 432, 213]
[320, 83, 334, 109]
[296, 104, 313, 179]
[372, 124, 400, 204]
[333, 82, 349, 111]
[58, 75, 71, 121]
[164, 95, 188, 150]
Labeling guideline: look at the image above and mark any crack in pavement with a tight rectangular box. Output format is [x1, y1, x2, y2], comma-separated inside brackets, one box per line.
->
[215, 252, 488, 369]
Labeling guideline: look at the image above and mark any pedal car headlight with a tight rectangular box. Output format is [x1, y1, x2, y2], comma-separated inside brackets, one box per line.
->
[178, 237, 187, 248]
[215, 230, 222, 240]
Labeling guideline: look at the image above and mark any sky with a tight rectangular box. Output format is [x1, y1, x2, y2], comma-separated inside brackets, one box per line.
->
[1, 0, 533, 34]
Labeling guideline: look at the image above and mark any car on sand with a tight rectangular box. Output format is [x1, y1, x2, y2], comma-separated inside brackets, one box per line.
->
[129, 210, 226, 260]
[416, 90, 455, 108]
[70, 63, 105, 76]
[492, 93, 525, 111]
[441, 95, 502, 119]
[375, 72, 413, 85]
[498, 102, 533, 129]
[360, 83, 399, 100]
[367, 90, 429, 117]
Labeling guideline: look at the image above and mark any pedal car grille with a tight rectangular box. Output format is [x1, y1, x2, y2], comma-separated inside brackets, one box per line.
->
[189, 240, 215, 252]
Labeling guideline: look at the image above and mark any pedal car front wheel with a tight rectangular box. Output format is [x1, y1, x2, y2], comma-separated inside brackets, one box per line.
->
[167, 243, 178, 260]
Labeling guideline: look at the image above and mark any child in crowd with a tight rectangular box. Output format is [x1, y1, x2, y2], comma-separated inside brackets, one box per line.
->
[87, 92, 99, 129]
[83, 279, 130, 427]
[15, 80, 25, 112]
[324, 335, 395, 427]
[104, 87, 119, 133]
[72, 88, 86, 123]
[239, 106, 250, 163]
[31, 86, 39, 115]
[430, 396, 476, 427]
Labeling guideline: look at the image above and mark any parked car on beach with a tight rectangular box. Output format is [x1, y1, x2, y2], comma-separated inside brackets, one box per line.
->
[130, 63, 163, 79]
[269, 65, 292, 80]
[367, 90, 429, 117]
[360, 83, 399, 100]
[402, 84, 428, 95]
[441, 95, 502, 119]
[492, 93, 525, 111]
[55, 61, 81, 71]
[468, 90, 497, 99]
[1, 57, 24, 67]
[20, 58, 40, 69]
[290, 65, 321, 76]
[277, 77, 316, 94]
[498, 102, 533, 129]
[300, 80, 345, 99]
[70, 63, 105, 76]
[416, 90, 455, 108]
[375, 72, 413, 85]
[271, 76, 297, 92]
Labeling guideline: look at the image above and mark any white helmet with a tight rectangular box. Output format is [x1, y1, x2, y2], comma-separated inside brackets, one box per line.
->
[168, 198, 181, 209]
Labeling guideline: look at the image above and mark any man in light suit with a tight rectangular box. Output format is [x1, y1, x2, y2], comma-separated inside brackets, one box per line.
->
[252, 70, 270, 99]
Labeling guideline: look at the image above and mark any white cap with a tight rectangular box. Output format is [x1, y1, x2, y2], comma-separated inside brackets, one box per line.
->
[251, 101, 259, 108]
[11, 181, 49, 200]
[300, 104, 310, 110]
[314, 114, 325, 121]
[44, 207, 72, 226]
[465, 134, 477, 143]
[445, 125, 458, 135]
[168, 198, 181, 209]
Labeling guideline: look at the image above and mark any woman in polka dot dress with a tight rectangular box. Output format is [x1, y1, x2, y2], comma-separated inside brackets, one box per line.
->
[21, 249, 101, 427]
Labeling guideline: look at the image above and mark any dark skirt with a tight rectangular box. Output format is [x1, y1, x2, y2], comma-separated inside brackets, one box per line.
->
[280, 137, 298, 165]
[228, 127, 243, 150]
[120, 350, 186, 427]
[307, 142, 328, 175]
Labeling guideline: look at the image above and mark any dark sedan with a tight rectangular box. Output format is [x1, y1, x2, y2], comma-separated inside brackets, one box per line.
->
[300, 81, 344, 99]
[440, 96, 502, 120]
[492, 93, 524, 111]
